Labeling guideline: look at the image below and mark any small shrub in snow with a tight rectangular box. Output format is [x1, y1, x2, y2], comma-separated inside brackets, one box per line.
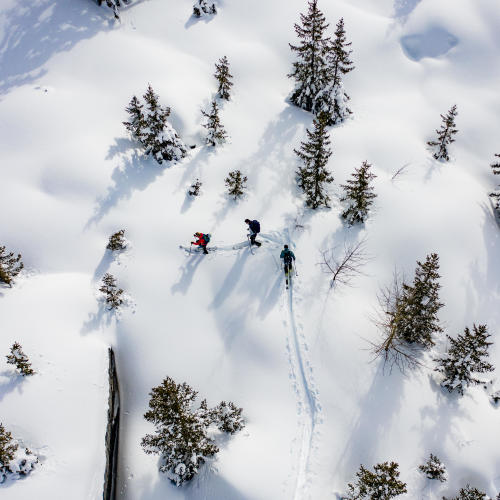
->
[295, 112, 334, 209]
[6, 342, 34, 376]
[489, 154, 500, 211]
[340, 161, 377, 225]
[99, 273, 124, 310]
[418, 453, 446, 482]
[434, 324, 494, 396]
[201, 100, 227, 146]
[0, 425, 37, 484]
[141, 376, 245, 486]
[427, 105, 458, 162]
[0, 424, 17, 466]
[0, 245, 24, 286]
[96, 0, 129, 20]
[443, 484, 489, 500]
[214, 56, 233, 101]
[345, 461, 407, 499]
[193, 0, 216, 17]
[188, 179, 202, 197]
[123, 95, 145, 141]
[107, 230, 127, 251]
[225, 170, 247, 200]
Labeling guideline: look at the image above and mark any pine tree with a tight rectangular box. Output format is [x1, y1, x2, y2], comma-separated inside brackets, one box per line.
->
[193, 0, 216, 17]
[97, 0, 129, 19]
[489, 154, 500, 210]
[201, 100, 227, 146]
[288, 0, 330, 113]
[295, 112, 333, 209]
[346, 461, 407, 499]
[210, 401, 245, 434]
[123, 95, 146, 141]
[6, 342, 35, 376]
[418, 453, 446, 482]
[214, 56, 233, 101]
[0, 424, 18, 467]
[225, 170, 247, 200]
[444, 484, 489, 500]
[188, 179, 202, 196]
[340, 161, 377, 225]
[435, 324, 494, 396]
[99, 273, 124, 310]
[0, 246, 24, 286]
[107, 230, 127, 251]
[427, 105, 459, 161]
[394, 253, 444, 347]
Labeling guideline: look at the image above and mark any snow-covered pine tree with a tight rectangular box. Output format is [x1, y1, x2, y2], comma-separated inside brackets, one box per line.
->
[418, 453, 447, 482]
[340, 161, 377, 225]
[394, 253, 444, 348]
[99, 273, 124, 310]
[0, 246, 24, 286]
[214, 56, 233, 101]
[123, 95, 146, 142]
[97, 0, 129, 20]
[295, 112, 333, 209]
[107, 230, 127, 251]
[346, 461, 407, 499]
[427, 105, 459, 161]
[193, 0, 216, 17]
[434, 324, 494, 396]
[225, 170, 247, 200]
[6, 342, 35, 376]
[489, 153, 500, 210]
[201, 100, 227, 146]
[210, 401, 245, 434]
[0, 424, 17, 467]
[288, 0, 330, 113]
[443, 484, 489, 500]
[188, 179, 202, 196]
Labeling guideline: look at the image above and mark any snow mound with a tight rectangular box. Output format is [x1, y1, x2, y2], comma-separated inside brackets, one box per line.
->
[401, 26, 458, 61]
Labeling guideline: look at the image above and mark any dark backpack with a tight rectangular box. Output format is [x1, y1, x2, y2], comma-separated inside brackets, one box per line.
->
[203, 233, 211, 244]
[283, 251, 293, 264]
[251, 220, 260, 233]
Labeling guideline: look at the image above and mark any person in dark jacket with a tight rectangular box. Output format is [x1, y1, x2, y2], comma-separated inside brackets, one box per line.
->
[280, 245, 295, 275]
[191, 232, 209, 254]
[244, 218, 261, 247]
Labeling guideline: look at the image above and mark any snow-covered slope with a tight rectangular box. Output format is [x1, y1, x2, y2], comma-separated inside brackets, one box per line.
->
[1, 0, 499, 498]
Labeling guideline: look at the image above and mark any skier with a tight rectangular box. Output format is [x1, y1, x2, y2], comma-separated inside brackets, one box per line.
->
[191, 232, 210, 254]
[244, 218, 261, 247]
[280, 245, 295, 288]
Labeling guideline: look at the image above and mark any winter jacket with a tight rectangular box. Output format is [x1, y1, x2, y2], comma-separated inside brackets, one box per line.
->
[248, 220, 260, 234]
[193, 234, 207, 246]
[280, 249, 295, 262]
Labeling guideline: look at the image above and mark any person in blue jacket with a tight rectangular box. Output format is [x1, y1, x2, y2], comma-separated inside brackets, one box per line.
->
[280, 245, 295, 276]
[244, 219, 261, 247]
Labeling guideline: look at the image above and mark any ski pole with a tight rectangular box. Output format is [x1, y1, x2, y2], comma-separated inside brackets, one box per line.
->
[189, 242, 192, 255]
[294, 261, 298, 276]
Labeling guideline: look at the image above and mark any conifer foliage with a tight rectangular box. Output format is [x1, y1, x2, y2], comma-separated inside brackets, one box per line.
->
[214, 56, 233, 101]
[340, 161, 377, 225]
[99, 273, 124, 310]
[97, 0, 129, 20]
[427, 105, 459, 161]
[141, 376, 245, 485]
[418, 453, 447, 482]
[193, 0, 216, 18]
[0, 424, 37, 483]
[434, 324, 494, 396]
[0, 424, 17, 467]
[6, 342, 35, 376]
[201, 100, 227, 146]
[0, 245, 24, 286]
[123, 85, 187, 164]
[188, 179, 202, 197]
[444, 484, 489, 500]
[295, 112, 333, 209]
[346, 461, 407, 499]
[489, 153, 500, 211]
[106, 230, 127, 251]
[225, 170, 248, 200]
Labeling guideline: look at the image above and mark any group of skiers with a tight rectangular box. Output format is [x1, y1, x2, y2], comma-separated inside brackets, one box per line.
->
[190, 218, 296, 281]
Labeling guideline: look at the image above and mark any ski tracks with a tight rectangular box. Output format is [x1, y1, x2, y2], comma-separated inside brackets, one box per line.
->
[284, 276, 323, 500]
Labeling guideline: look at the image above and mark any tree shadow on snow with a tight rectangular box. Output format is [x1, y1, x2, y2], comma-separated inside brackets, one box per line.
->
[92, 249, 114, 283]
[171, 254, 205, 295]
[80, 301, 114, 335]
[0, 0, 115, 96]
[0, 371, 25, 402]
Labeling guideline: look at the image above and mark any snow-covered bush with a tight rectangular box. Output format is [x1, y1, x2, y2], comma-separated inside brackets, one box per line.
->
[0, 245, 24, 286]
[6, 342, 34, 376]
[96, 0, 130, 20]
[141, 377, 245, 485]
[107, 230, 127, 251]
[427, 105, 458, 162]
[345, 461, 407, 499]
[443, 484, 489, 500]
[99, 273, 124, 310]
[193, 0, 216, 18]
[434, 324, 494, 395]
[418, 453, 447, 482]
[188, 179, 202, 197]
[214, 56, 233, 101]
[0, 424, 38, 484]
[201, 100, 227, 146]
[225, 170, 247, 200]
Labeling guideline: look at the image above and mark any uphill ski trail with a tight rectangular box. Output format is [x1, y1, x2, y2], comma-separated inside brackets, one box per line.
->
[285, 275, 322, 500]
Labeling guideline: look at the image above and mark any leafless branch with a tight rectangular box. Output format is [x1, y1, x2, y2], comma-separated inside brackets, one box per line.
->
[391, 163, 411, 181]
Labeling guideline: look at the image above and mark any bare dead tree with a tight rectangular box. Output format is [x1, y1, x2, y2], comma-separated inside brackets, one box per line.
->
[319, 238, 369, 289]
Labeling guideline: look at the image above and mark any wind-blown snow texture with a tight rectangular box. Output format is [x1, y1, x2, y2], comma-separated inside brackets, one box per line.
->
[1, 0, 500, 499]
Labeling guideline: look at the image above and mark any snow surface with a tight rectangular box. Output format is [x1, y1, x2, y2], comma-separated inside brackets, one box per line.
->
[1, 0, 500, 499]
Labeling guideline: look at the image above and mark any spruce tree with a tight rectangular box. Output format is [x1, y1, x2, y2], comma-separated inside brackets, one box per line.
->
[210, 401, 245, 434]
[214, 56, 233, 101]
[489, 153, 500, 210]
[288, 0, 330, 113]
[418, 453, 446, 482]
[97, 0, 129, 19]
[193, 0, 216, 17]
[427, 105, 459, 161]
[107, 230, 127, 251]
[6, 342, 35, 376]
[340, 161, 377, 225]
[201, 100, 227, 146]
[444, 484, 489, 500]
[123, 95, 146, 141]
[225, 170, 247, 200]
[0, 245, 24, 286]
[188, 179, 202, 196]
[434, 324, 494, 396]
[295, 112, 333, 209]
[99, 273, 124, 310]
[346, 461, 407, 499]
[0, 424, 18, 467]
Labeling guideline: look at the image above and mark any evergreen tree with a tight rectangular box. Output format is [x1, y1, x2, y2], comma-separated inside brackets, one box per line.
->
[6, 342, 35, 376]
[188, 179, 202, 196]
[444, 484, 489, 500]
[418, 453, 446, 482]
[107, 230, 127, 251]
[0, 424, 18, 467]
[0, 245, 24, 286]
[434, 324, 494, 396]
[99, 273, 124, 310]
[214, 56, 233, 100]
[201, 100, 227, 146]
[123, 95, 146, 141]
[225, 170, 247, 200]
[427, 105, 459, 161]
[193, 0, 216, 17]
[97, 0, 129, 20]
[210, 401, 245, 434]
[489, 153, 500, 210]
[295, 112, 333, 209]
[346, 461, 407, 499]
[288, 0, 330, 113]
[340, 161, 377, 225]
